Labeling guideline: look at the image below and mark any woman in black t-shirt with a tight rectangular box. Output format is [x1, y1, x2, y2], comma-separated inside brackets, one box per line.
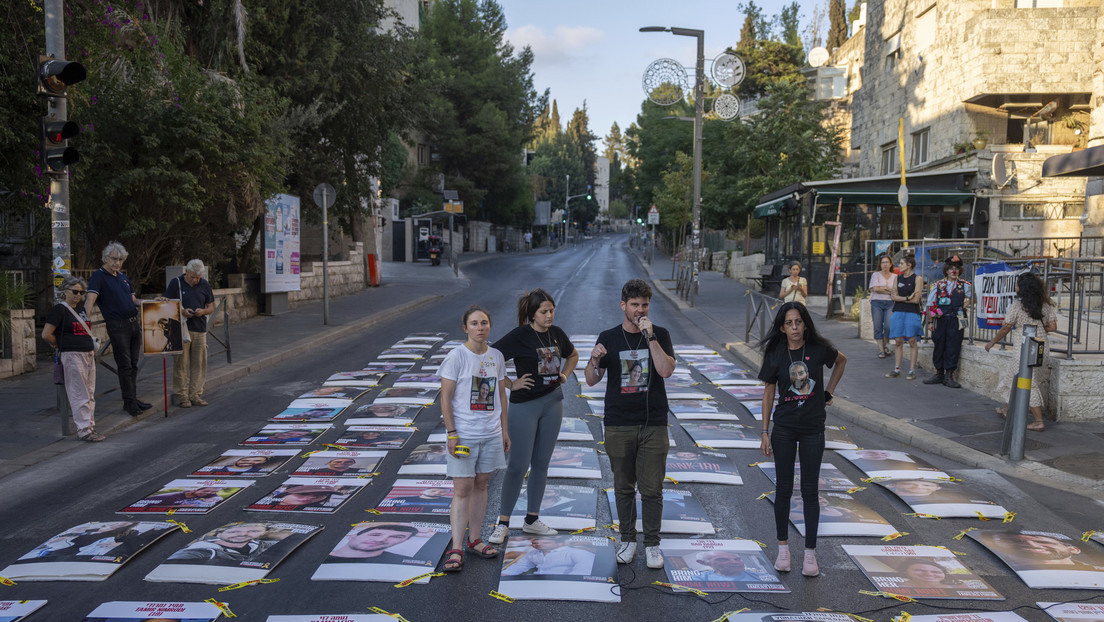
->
[757, 302, 846, 578]
[488, 289, 579, 544]
[42, 276, 103, 442]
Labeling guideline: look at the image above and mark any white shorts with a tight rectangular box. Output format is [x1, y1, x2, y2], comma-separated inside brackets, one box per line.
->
[446, 435, 506, 478]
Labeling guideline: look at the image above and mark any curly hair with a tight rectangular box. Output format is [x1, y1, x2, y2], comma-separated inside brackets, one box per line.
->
[1016, 273, 1052, 321]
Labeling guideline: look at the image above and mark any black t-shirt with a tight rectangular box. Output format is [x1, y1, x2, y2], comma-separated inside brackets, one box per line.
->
[757, 341, 838, 432]
[893, 273, 921, 314]
[492, 324, 576, 403]
[45, 303, 95, 352]
[595, 324, 673, 427]
[164, 276, 215, 332]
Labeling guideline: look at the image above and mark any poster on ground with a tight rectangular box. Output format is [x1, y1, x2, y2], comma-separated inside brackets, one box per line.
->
[836, 449, 949, 480]
[713, 614, 861, 622]
[377, 479, 453, 515]
[119, 479, 251, 515]
[673, 344, 717, 355]
[297, 386, 366, 401]
[2, 522, 177, 581]
[782, 492, 896, 537]
[189, 449, 299, 478]
[739, 400, 764, 420]
[347, 403, 420, 425]
[668, 400, 738, 421]
[363, 361, 414, 373]
[558, 417, 594, 441]
[393, 373, 441, 389]
[335, 426, 414, 450]
[266, 617, 395, 622]
[141, 300, 184, 355]
[902, 614, 1029, 622]
[606, 489, 715, 534]
[246, 477, 370, 514]
[681, 422, 759, 448]
[507, 484, 598, 531]
[241, 424, 330, 446]
[397, 444, 448, 476]
[545, 446, 602, 479]
[666, 450, 743, 484]
[377, 348, 425, 361]
[756, 461, 858, 492]
[323, 371, 383, 387]
[293, 450, 385, 477]
[876, 479, 1009, 518]
[843, 543, 1003, 600]
[146, 521, 321, 584]
[311, 521, 451, 583]
[498, 534, 620, 603]
[83, 601, 222, 621]
[723, 385, 766, 401]
[659, 539, 788, 593]
[269, 406, 344, 423]
[824, 425, 858, 450]
[968, 530, 1104, 589]
[263, 193, 300, 293]
[1039, 602, 1104, 622]
[0, 601, 46, 621]
[696, 365, 761, 386]
[374, 387, 439, 405]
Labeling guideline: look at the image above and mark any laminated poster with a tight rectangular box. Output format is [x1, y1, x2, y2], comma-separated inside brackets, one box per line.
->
[666, 449, 743, 485]
[659, 538, 788, 593]
[141, 300, 184, 355]
[544, 446, 602, 479]
[347, 402, 420, 425]
[246, 477, 370, 514]
[696, 364, 762, 386]
[680, 354, 727, 365]
[387, 340, 432, 350]
[377, 479, 454, 515]
[293, 450, 385, 477]
[376, 348, 425, 360]
[586, 400, 605, 416]
[83, 601, 222, 621]
[397, 444, 448, 476]
[902, 614, 1030, 622]
[362, 361, 414, 373]
[287, 397, 353, 410]
[334, 426, 414, 450]
[781, 492, 897, 537]
[323, 370, 383, 387]
[0, 600, 46, 621]
[2, 522, 177, 581]
[145, 521, 322, 584]
[241, 423, 331, 446]
[266, 617, 395, 622]
[557, 417, 594, 441]
[756, 461, 858, 492]
[1039, 601, 1104, 622]
[269, 406, 344, 423]
[843, 543, 1003, 600]
[836, 449, 950, 481]
[823, 425, 858, 450]
[680, 421, 760, 448]
[373, 387, 439, 406]
[719, 614, 866, 622]
[968, 529, 1104, 589]
[673, 344, 717, 355]
[189, 448, 299, 478]
[498, 534, 620, 602]
[723, 385, 766, 401]
[507, 484, 598, 531]
[119, 479, 252, 515]
[310, 521, 451, 583]
[297, 386, 365, 401]
[668, 399, 739, 421]
[392, 373, 441, 388]
[876, 478, 1009, 519]
[740, 400, 763, 420]
[606, 489, 715, 534]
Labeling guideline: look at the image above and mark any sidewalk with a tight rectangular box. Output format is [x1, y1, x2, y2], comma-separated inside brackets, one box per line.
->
[636, 245, 1104, 501]
[0, 260, 467, 478]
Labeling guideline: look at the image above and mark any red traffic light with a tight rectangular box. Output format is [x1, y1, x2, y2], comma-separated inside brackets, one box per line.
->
[37, 58, 86, 97]
[40, 117, 80, 173]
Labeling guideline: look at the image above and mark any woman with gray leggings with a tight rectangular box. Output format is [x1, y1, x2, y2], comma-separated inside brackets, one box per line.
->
[488, 289, 579, 543]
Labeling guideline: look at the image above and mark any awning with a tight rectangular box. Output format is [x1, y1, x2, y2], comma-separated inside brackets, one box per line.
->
[753, 195, 789, 218]
[1042, 145, 1104, 177]
[813, 190, 974, 206]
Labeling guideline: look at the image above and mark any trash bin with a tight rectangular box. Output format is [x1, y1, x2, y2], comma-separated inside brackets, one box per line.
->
[367, 253, 381, 287]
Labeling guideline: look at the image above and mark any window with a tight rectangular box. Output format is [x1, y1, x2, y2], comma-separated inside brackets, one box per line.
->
[910, 128, 929, 167]
[915, 8, 936, 50]
[999, 201, 1081, 220]
[884, 32, 901, 72]
[880, 142, 898, 175]
[1015, 0, 1061, 7]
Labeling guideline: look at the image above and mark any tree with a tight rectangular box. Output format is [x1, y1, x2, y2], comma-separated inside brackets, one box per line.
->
[848, 0, 864, 27]
[603, 122, 628, 163]
[653, 151, 695, 250]
[779, 3, 802, 48]
[624, 98, 693, 214]
[827, 0, 848, 50]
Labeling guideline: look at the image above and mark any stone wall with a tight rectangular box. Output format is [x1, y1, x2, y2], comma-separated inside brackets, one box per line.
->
[708, 252, 728, 273]
[0, 309, 37, 378]
[726, 253, 766, 287]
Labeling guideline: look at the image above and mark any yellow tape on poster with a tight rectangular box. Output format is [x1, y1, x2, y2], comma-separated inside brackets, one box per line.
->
[394, 571, 444, 588]
[204, 599, 235, 618]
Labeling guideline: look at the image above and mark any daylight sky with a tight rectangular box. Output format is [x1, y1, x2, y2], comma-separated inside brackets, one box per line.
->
[498, 0, 819, 148]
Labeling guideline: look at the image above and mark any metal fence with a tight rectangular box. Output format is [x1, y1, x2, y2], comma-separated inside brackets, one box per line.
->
[745, 289, 782, 345]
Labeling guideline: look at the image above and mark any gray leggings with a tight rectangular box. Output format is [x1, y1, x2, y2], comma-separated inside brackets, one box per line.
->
[498, 386, 564, 516]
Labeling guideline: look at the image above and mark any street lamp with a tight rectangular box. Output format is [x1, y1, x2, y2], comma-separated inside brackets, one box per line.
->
[640, 26, 704, 307]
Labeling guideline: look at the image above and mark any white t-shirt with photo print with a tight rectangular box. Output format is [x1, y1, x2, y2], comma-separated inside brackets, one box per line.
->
[438, 344, 506, 440]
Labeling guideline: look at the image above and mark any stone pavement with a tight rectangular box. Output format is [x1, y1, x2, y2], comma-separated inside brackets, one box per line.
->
[635, 245, 1104, 502]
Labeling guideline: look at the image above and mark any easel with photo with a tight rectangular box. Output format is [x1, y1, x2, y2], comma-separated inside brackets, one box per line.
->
[141, 299, 184, 416]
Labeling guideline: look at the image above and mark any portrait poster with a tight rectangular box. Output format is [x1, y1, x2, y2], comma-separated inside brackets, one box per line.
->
[293, 450, 385, 477]
[311, 521, 451, 583]
[287, 397, 352, 411]
[697, 365, 761, 386]
[426, 423, 449, 443]
[498, 534, 620, 603]
[824, 425, 858, 450]
[373, 387, 439, 405]
[83, 601, 222, 621]
[876, 479, 1009, 518]
[363, 361, 414, 373]
[579, 387, 605, 399]
[545, 446, 602, 479]
[348, 402, 420, 425]
[397, 444, 448, 476]
[376, 348, 425, 361]
[740, 400, 764, 420]
[241, 423, 330, 446]
[723, 385, 766, 401]
[558, 417, 594, 441]
[659, 539, 788, 593]
[668, 399, 738, 421]
[247, 477, 370, 514]
[680, 354, 727, 365]
[717, 614, 858, 622]
[680, 422, 759, 448]
[782, 492, 896, 537]
[842, 544, 1003, 600]
[323, 371, 383, 387]
[1091, 532, 1104, 547]
[0, 600, 46, 621]
[836, 449, 950, 481]
[377, 479, 454, 515]
[146, 521, 321, 585]
[757, 461, 858, 492]
[618, 349, 650, 395]
[266, 617, 394, 622]
[392, 373, 441, 389]
[1039, 602, 1104, 622]
[297, 386, 366, 401]
[2, 522, 177, 581]
[387, 340, 432, 351]
[263, 193, 300, 293]
[189, 449, 299, 478]
[673, 344, 716, 355]
[335, 425, 414, 450]
[269, 406, 344, 423]
[507, 484, 597, 531]
[140, 300, 183, 355]
[967, 530, 1104, 589]
[586, 400, 605, 416]
[903, 614, 1029, 622]
[666, 449, 743, 485]
[118, 479, 251, 515]
[663, 376, 711, 400]
[606, 489, 715, 534]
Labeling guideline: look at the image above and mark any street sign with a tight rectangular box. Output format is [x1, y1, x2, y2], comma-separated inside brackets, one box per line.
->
[647, 205, 659, 225]
[897, 184, 909, 208]
[444, 200, 464, 214]
[313, 182, 336, 209]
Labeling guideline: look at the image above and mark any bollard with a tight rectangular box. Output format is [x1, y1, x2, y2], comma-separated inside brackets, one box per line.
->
[1000, 324, 1039, 461]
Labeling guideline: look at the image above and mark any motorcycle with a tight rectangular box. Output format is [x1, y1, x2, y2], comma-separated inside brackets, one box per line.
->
[427, 234, 442, 266]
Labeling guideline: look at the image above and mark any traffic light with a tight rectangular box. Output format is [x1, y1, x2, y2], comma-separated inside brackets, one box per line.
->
[636, 217, 643, 224]
[586, 184, 592, 200]
[37, 57, 86, 97]
[39, 116, 80, 173]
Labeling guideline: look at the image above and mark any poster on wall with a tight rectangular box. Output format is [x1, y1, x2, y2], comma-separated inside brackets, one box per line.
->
[141, 300, 184, 355]
[263, 193, 301, 293]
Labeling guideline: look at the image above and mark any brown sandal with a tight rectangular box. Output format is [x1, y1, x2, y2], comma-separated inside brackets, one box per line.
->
[466, 538, 499, 558]
[78, 431, 106, 442]
[995, 407, 1006, 420]
[443, 549, 464, 572]
[1026, 421, 1045, 432]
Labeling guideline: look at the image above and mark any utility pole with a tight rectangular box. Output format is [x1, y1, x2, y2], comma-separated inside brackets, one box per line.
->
[43, 0, 80, 298]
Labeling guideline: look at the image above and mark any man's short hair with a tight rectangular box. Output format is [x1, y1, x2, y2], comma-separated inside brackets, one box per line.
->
[621, 279, 652, 302]
[102, 241, 128, 263]
[696, 550, 736, 564]
[185, 259, 206, 276]
[357, 523, 420, 537]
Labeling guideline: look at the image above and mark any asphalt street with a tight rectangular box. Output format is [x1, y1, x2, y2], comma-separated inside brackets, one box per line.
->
[1, 235, 1102, 620]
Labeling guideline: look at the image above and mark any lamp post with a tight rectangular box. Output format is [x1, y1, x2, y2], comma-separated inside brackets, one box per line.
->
[641, 26, 704, 307]
[565, 173, 589, 246]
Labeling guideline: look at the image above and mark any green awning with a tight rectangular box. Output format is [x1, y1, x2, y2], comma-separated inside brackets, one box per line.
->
[753, 196, 788, 218]
[813, 190, 974, 206]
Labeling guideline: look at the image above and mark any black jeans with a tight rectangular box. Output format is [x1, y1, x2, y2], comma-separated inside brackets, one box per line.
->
[771, 425, 825, 549]
[931, 314, 964, 370]
[105, 317, 142, 405]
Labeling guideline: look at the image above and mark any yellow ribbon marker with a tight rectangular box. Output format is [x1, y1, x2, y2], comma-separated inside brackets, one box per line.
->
[597, 441, 605, 445]
[489, 590, 515, 603]
[711, 609, 751, 622]
[571, 526, 596, 534]
[166, 519, 192, 533]
[166, 508, 176, 516]
[1002, 512, 1016, 523]
[748, 461, 766, 467]
[975, 512, 990, 521]
[217, 577, 279, 592]
[1081, 531, 1100, 542]
[895, 612, 912, 622]
[324, 444, 352, 450]
[849, 615, 875, 622]
[394, 571, 445, 588]
[368, 607, 411, 622]
[204, 598, 236, 618]
[846, 487, 867, 494]
[0, 576, 16, 586]
[665, 476, 680, 485]
[861, 476, 890, 483]
[365, 509, 383, 515]
[602, 523, 618, 529]
[605, 535, 618, 542]
[929, 545, 966, 556]
[756, 491, 773, 501]
[937, 476, 964, 482]
[904, 513, 941, 520]
[953, 527, 978, 540]
[752, 540, 767, 548]
[653, 580, 709, 596]
[880, 532, 908, 541]
[697, 444, 718, 450]
[300, 450, 321, 457]
[858, 589, 915, 603]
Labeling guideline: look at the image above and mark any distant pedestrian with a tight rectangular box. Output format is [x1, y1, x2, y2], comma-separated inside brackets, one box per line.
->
[779, 261, 807, 304]
[758, 301, 846, 578]
[885, 254, 923, 380]
[523, 231, 533, 251]
[164, 259, 215, 408]
[85, 241, 149, 417]
[868, 254, 896, 358]
[489, 289, 578, 545]
[984, 273, 1056, 432]
[42, 276, 103, 441]
[924, 255, 973, 388]
[438, 305, 510, 572]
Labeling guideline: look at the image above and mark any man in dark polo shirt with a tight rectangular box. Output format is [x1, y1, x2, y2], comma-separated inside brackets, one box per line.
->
[86, 241, 149, 416]
[164, 258, 215, 407]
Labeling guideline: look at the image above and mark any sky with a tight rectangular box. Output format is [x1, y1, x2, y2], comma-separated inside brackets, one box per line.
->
[498, 0, 819, 149]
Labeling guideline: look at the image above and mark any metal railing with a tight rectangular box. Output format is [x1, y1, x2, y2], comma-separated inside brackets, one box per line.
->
[745, 289, 782, 345]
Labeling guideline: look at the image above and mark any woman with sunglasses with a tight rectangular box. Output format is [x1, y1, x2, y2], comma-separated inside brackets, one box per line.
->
[42, 276, 103, 441]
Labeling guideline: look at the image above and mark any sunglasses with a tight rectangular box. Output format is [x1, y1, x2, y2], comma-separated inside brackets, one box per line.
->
[68, 289, 86, 295]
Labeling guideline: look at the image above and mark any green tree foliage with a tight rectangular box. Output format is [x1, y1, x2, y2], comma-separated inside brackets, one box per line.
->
[779, 3, 802, 48]
[828, 0, 848, 50]
[848, 0, 864, 25]
[565, 104, 599, 227]
[653, 151, 695, 246]
[603, 122, 627, 163]
[624, 98, 693, 215]
[734, 39, 806, 100]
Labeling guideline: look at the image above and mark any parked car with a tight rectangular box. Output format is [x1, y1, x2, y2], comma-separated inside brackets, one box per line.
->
[893, 242, 1012, 284]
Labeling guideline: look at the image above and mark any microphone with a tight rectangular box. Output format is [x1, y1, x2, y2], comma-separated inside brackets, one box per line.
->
[639, 318, 650, 342]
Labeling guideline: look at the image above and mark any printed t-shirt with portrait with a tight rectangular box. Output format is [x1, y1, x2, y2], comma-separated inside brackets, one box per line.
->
[438, 344, 506, 440]
[595, 325, 673, 427]
[757, 341, 838, 432]
[492, 324, 576, 404]
[45, 303, 95, 352]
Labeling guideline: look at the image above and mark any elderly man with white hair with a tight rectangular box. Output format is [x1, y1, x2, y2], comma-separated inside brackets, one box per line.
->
[164, 259, 215, 407]
[86, 241, 148, 417]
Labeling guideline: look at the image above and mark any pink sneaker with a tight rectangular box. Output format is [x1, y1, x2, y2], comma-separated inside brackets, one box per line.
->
[774, 546, 791, 572]
[802, 549, 819, 577]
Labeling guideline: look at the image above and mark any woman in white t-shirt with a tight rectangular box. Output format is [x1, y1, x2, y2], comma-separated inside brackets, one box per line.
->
[780, 262, 807, 304]
[438, 305, 511, 572]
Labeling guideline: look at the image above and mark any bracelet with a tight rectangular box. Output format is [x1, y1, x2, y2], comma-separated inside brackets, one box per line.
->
[446, 429, 456, 434]
[761, 430, 769, 435]
[447, 434, 460, 440]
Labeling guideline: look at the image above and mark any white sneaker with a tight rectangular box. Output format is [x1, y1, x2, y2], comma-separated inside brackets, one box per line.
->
[488, 523, 509, 544]
[521, 518, 557, 536]
[645, 546, 664, 569]
[775, 546, 791, 572]
[616, 542, 637, 564]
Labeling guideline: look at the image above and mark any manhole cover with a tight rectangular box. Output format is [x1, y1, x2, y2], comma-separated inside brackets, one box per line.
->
[1042, 453, 1104, 480]
[960, 433, 1047, 456]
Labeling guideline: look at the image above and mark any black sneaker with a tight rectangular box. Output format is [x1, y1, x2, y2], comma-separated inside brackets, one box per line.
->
[137, 400, 152, 410]
[124, 403, 142, 417]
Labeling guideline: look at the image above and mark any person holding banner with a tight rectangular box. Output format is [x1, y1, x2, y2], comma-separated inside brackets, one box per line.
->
[923, 255, 973, 388]
[984, 273, 1056, 432]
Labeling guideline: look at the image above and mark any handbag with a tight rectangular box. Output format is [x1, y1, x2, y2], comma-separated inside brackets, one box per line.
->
[53, 354, 64, 384]
[177, 276, 192, 344]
